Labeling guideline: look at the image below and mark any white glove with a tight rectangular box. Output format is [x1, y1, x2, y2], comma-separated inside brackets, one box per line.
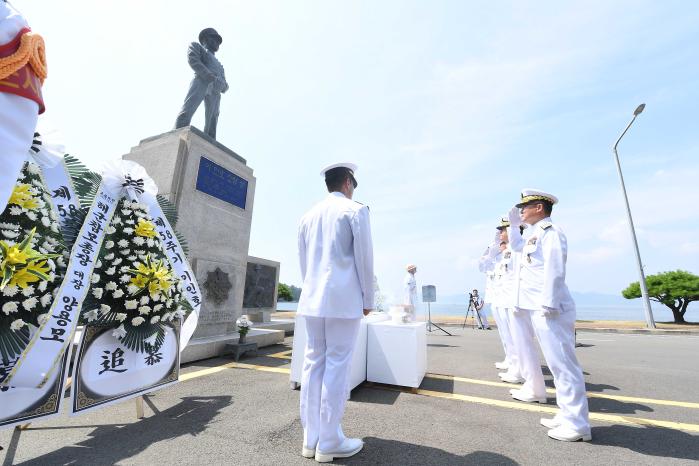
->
[542, 306, 560, 317]
[508, 206, 522, 228]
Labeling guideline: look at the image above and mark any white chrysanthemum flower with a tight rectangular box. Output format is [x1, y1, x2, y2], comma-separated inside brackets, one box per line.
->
[113, 258, 123, 266]
[85, 309, 99, 322]
[9, 206, 22, 215]
[40, 208, 49, 217]
[106, 267, 116, 275]
[175, 308, 186, 318]
[115, 313, 127, 322]
[152, 293, 162, 302]
[56, 256, 65, 268]
[10, 319, 26, 331]
[123, 227, 134, 235]
[120, 249, 130, 256]
[127, 284, 140, 295]
[105, 281, 118, 291]
[100, 304, 111, 314]
[106, 226, 117, 234]
[49, 209, 58, 221]
[153, 304, 164, 312]
[120, 266, 130, 272]
[117, 239, 129, 248]
[2, 302, 18, 315]
[26, 211, 37, 221]
[131, 316, 145, 326]
[146, 238, 155, 248]
[133, 236, 145, 246]
[0, 222, 18, 229]
[112, 215, 122, 224]
[2, 285, 19, 297]
[41, 216, 51, 227]
[22, 297, 38, 311]
[112, 324, 127, 339]
[38, 280, 48, 292]
[113, 289, 125, 299]
[40, 294, 52, 307]
[138, 305, 151, 315]
[2, 229, 20, 239]
[91, 274, 101, 283]
[105, 240, 115, 249]
[166, 299, 173, 307]
[94, 260, 102, 269]
[104, 253, 115, 260]
[27, 163, 41, 174]
[121, 209, 132, 216]
[150, 315, 160, 324]
[50, 224, 59, 233]
[92, 288, 103, 299]
[125, 299, 138, 310]
[119, 274, 131, 283]
[134, 249, 146, 255]
[161, 312, 171, 322]
[37, 313, 50, 325]
[125, 219, 135, 225]
[127, 255, 137, 262]
[22, 285, 35, 297]
[140, 295, 150, 305]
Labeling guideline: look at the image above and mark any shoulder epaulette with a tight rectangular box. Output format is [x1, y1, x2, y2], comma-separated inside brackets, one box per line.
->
[540, 221, 553, 230]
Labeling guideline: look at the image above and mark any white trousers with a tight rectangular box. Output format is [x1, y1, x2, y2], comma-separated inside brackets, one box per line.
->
[510, 308, 546, 398]
[497, 307, 520, 376]
[530, 309, 590, 433]
[491, 306, 514, 367]
[300, 316, 361, 451]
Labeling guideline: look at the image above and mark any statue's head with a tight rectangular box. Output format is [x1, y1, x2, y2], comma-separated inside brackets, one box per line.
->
[199, 28, 223, 52]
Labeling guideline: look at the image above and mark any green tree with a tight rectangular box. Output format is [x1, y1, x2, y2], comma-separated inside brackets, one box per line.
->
[622, 270, 699, 323]
[277, 283, 294, 302]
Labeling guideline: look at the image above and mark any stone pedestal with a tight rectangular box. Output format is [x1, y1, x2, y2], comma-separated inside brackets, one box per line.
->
[123, 126, 255, 357]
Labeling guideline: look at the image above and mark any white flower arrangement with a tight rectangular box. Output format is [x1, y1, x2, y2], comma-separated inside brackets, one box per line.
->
[236, 315, 253, 338]
[0, 162, 67, 365]
[81, 199, 192, 353]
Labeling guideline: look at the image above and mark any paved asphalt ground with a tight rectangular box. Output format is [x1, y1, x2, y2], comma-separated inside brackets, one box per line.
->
[2, 328, 698, 465]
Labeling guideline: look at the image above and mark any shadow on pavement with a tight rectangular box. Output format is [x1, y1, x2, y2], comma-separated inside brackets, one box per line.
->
[585, 382, 620, 392]
[587, 397, 652, 415]
[14, 396, 231, 466]
[591, 424, 699, 461]
[420, 377, 455, 394]
[338, 439, 519, 465]
[351, 386, 400, 406]
[427, 344, 460, 348]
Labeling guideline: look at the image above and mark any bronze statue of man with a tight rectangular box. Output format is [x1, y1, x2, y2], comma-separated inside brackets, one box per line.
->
[174, 28, 228, 139]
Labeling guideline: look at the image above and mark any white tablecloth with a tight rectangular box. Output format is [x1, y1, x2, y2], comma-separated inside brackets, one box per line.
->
[367, 321, 427, 388]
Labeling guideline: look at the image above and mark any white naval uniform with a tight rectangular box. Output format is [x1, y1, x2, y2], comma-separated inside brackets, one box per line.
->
[0, 2, 40, 213]
[297, 192, 375, 451]
[403, 272, 418, 320]
[494, 247, 520, 377]
[512, 217, 590, 434]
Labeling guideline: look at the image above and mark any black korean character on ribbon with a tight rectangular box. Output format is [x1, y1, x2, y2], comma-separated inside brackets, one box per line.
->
[99, 348, 128, 375]
[97, 201, 109, 213]
[52, 185, 71, 201]
[122, 175, 145, 195]
[0, 357, 19, 390]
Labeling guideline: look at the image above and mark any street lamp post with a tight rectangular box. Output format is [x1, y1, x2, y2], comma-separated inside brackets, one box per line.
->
[612, 103, 656, 329]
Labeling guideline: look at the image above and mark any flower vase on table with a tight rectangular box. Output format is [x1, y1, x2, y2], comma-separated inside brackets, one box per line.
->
[236, 315, 252, 344]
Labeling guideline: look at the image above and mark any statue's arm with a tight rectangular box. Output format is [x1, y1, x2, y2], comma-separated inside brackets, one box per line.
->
[187, 43, 215, 82]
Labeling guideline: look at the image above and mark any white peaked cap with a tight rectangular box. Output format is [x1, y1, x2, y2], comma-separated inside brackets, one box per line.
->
[320, 162, 358, 177]
[516, 188, 559, 207]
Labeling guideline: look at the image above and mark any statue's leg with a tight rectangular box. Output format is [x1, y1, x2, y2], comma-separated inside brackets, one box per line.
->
[175, 78, 207, 129]
[203, 92, 221, 139]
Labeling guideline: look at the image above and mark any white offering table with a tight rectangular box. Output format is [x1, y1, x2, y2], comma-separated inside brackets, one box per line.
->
[367, 321, 427, 389]
[290, 312, 390, 390]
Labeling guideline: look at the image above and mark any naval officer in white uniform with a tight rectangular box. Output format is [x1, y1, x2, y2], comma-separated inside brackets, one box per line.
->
[403, 264, 418, 319]
[508, 189, 591, 442]
[297, 162, 374, 462]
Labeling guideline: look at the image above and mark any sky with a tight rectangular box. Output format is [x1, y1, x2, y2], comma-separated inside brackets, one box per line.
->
[14, 1, 699, 313]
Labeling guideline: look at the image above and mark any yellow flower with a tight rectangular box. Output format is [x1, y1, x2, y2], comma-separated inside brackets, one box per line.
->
[128, 258, 173, 296]
[134, 219, 157, 238]
[8, 183, 39, 210]
[4, 245, 30, 265]
[9, 267, 41, 288]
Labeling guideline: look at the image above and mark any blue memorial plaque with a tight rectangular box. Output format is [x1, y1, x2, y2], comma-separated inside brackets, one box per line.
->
[195, 157, 248, 209]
